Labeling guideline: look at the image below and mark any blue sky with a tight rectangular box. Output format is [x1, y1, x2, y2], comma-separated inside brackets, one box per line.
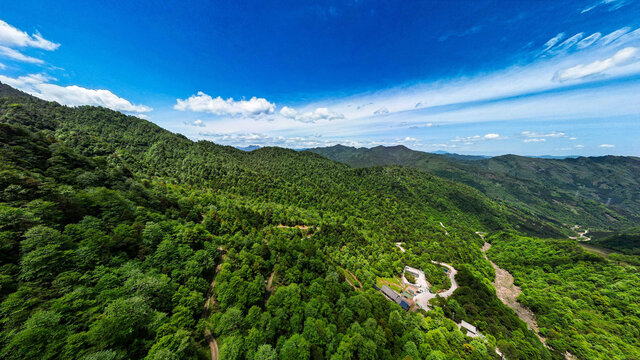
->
[0, 0, 639, 155]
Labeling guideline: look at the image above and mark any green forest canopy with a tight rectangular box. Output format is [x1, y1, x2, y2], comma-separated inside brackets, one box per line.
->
[0, 83, 638, 359]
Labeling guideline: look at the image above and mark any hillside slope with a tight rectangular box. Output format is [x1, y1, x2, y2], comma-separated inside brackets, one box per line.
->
[0, 82, 557, 359]
[309, 145, 640, 231]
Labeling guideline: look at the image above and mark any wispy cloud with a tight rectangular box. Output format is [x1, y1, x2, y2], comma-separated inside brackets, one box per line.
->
[0, 45, 44, 64]
[373, 107, 389, 115]
[0, 19, 59, 64]
[0, 20, 59, 50]
[184, 119, 205, 127]
[451, 133, 504, 145]
[599, 143, 615, 148]
[438, 25, 483, 42]
[521, 131, 567, 138]
[554, 47, 639, 81]
[576, 33, 602, 49]
[0, 73, 152, 114]
[521, 131, 567, 143]
[581, 0, 628, 14]
[542, 33, 565, 52]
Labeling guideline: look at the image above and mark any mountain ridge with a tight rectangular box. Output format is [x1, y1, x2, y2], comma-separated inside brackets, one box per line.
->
[309, 144, 640, 232]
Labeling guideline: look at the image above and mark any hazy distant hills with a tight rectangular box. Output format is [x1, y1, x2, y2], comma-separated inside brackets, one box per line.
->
[309, 144, 640, 232]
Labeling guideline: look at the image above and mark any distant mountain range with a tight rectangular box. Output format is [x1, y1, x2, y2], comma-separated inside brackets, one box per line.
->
[236, 145, 262, 151]
[430, 150, 580, 160]
[309, 144, 640, 232]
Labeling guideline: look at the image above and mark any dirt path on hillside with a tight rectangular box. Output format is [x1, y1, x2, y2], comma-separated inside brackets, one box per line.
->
[202, 248, 225, 360]
[266, 269, 276, 293]
[481, 241, 546, 344]
[432, 261, 458, 297]
[343, 268, 362, 289]
[413, 261, 458, 309]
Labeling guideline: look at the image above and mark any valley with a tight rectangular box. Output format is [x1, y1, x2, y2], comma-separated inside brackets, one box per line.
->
[0, 83, 638, 359]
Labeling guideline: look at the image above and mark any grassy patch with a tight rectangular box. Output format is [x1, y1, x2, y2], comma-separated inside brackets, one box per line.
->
[376, 277, 404, 292]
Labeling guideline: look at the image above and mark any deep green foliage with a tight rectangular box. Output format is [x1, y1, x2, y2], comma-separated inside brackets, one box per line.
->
[445, 267, 551, 360]
[0, 85, 512, 358]
[1, 83, 637, 360]
[591, 227, 640, 254]
[487, 233, 640, 359]
[309, 145, 640, 233]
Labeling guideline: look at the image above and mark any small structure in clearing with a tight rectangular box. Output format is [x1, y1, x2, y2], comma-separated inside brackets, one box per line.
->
[459, 320, 479, 338]
[380, 285, 410, 310]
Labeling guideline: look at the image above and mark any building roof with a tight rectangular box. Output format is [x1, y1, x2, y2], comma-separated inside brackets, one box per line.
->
[460, 320, 477, 334]
[404, 266, 422, 276]
[381, 285, 410, 310]
[381, 285, 399, 300]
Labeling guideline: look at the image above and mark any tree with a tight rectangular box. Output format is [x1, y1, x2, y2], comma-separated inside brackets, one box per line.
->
[220, 335, 244, 360]
[254, 344, 277, 360]
[88, 297, 153, 351]
[280, 334, 310, 360]
[1, 310, 65, 360]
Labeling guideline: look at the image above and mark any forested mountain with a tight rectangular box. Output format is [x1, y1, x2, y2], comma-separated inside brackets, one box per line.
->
[1, 82, 638, 360]
[309, 145, 640, 233]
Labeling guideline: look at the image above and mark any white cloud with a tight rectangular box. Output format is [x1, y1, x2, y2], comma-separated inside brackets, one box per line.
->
[403, 137, 418, 142]
[569, 137, 577, 140]
[554, 47, 639, 81]
[279, 106, 343, 123]
[0, 73, 152, 114]
[0, 45, 43, 64]
[0, 20, 59, 50]
[575, 144, 585, 148]
[198, 131, 338, 148]
[173, 23, 640, 153]
[599, 144, 615, 148]
[279, 106, 298, 119]
[521, 131, 566, 138]
[425, 122, 433, 127]
[451, 133, 503, 145]
[0, 61, 5, 69]
[298, 107, 344, 123]
[184, 119, 205, 127]
[0, 20, 58, 64]
[523, 138, 546, 143]
[174, 91, 275, 117]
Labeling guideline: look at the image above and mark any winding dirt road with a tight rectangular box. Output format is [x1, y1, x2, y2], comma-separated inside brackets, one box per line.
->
[203, 264, 221, 360]
[413, 261, 458, 309]
[432, 261, 458, 297]
[202, 248, 225, 360]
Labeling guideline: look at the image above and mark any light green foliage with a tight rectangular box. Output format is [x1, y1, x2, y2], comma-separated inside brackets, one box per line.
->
[488, 232, 640, 359]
